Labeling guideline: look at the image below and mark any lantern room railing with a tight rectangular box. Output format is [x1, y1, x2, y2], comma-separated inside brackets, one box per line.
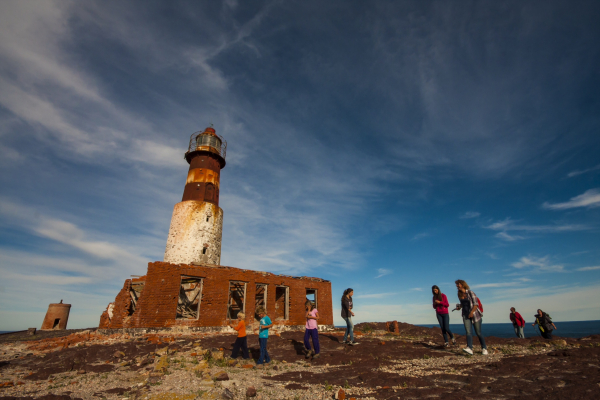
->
[185, 130, 227, 160]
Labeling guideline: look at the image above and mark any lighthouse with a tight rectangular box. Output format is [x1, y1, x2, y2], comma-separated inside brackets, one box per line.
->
[163, 127, 227, 265]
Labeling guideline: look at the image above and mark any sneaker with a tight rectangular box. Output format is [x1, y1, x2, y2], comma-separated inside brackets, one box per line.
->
[349, 341, 359, 346]
[313, 353, 320, 359]
[340, 340, 348, 344]
[451, 337, 456, 345]
[305, 350, 314, 359]
[444, 342, 449, 347]
[481, 349, 488, 355]
[462, 348, 473, 355]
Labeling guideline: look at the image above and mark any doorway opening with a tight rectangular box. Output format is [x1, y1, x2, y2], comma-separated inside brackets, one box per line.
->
[52, 318, 60, 329]
[227, 281, 247, 320]
[305, 288, 317, 309]
[176, 276, 203, 319]
[255, 284, 267, 321]
[274, 286, 289, 320]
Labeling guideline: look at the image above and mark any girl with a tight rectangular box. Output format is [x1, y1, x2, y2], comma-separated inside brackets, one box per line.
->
[341, 288, 358, 345]
[304, 301, 320, 358]
[432, 285, 456, 347]
[455, 280, 488, 355]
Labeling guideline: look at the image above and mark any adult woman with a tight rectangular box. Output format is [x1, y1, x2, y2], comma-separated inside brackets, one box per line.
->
[432, 285, 456, 347]
[341, 288, 358, 345]
[532, 309, 557, 339]
[455, 280, 488, 355]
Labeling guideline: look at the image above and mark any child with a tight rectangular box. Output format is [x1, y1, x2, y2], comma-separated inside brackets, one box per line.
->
[304, 301, 320, 359]
[229, 312, 249, 359]
[255, 307, 273, 367]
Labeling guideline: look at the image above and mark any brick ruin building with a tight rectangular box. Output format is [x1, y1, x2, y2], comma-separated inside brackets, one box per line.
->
[99, 127, 333, 330]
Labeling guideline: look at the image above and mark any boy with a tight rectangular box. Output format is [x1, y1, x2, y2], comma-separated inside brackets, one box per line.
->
[229, 312, 249, 359]
[255, 307, 273, 367]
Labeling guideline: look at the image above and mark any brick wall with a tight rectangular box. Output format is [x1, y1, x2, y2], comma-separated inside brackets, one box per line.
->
[99, 261, 333, 329]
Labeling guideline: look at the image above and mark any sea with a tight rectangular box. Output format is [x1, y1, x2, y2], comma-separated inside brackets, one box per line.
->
[2, 320, 600, 338]
[420, 320, 600, 339]
[333, 320, 600, 339]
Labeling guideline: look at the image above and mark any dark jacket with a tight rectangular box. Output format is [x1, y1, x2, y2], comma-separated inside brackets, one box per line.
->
[535, 313, 553, 332]
[341, 296, 353, 318]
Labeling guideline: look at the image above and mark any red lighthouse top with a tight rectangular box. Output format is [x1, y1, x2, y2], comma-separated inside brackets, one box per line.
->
[203, 127, 217, 136]
[185, 127, 227, 167]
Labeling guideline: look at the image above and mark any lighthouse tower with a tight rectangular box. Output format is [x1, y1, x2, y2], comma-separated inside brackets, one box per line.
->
[164, 127, 227, 265]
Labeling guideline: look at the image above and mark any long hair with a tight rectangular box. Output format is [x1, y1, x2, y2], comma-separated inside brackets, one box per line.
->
[431, 285, 443, 301]
[455, 280, 470, 289]
[341, 288, 353, 302]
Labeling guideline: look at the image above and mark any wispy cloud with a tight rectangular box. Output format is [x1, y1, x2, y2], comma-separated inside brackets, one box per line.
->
[411, 232, 430, 241]
[542, 189, 600, 210]
[567, 164, 600, 178]
[460, 211, 480, 219]
[576, 266, 600, 272]
[511, 256, 564, 273]
[494, 232, 525, 241]
[410, 288, 423, 291]
[472, 282, 515, 288]
[485, 218, 589, 241]
[375, 268, 392, 279]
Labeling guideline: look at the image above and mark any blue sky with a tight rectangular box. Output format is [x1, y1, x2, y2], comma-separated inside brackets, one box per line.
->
[1, 1, 599, 331]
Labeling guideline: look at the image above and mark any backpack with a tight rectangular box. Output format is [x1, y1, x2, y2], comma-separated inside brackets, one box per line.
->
[468, 290, 483, 313]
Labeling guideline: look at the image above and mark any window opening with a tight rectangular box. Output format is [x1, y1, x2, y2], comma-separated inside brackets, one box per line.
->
[255, 284, 267, 321]
[128, 282, 145, 316]
[274, 286, 289, 320]
[227, 281, 247, 320]
[202, 247, 207, 255]
[306, 289, 317, 310]
[52, 319, 61, 329]
[176, 276, 203, 320]
[205, 183, 214, 201]
[206, 216, 210, 222]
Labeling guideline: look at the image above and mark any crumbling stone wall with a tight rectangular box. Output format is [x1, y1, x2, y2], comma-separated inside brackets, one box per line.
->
[100, 261, 333, 329]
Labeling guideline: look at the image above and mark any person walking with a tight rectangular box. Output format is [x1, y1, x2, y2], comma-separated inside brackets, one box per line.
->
[509, 307, 525, 339]
[341, 288, 358, 345]
[255, 307, 273, 367]
[432, 285, 456, 347]
[455, 280, 488, 355]
[304, 301, 320, 358]
[229, 312, 250, 359]
[532, 309, 557, 339]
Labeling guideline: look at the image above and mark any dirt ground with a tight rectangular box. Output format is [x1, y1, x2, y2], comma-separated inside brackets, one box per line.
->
[1, 323, 599, 399]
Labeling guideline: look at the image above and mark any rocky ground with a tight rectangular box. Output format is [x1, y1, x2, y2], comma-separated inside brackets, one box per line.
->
[1, 322, 599, 400]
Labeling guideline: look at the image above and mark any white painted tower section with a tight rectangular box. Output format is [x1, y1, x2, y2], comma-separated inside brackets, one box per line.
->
[164, 201, 223, 265]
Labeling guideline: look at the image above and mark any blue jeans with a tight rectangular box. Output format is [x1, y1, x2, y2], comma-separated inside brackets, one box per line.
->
[304, 328, 320, 354]
[436, 313, 454, 343]
[513, 325, 524, 339]
[463, 316, 486, 350]
[342, 316, 354, 342]
[257, 338, 271, 364]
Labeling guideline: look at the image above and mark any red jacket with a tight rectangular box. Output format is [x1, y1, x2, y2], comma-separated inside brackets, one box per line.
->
[510, 311, 525, 327]
[433, 293, 450, 314]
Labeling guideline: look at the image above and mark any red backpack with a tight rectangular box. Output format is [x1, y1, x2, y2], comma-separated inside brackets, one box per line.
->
[468, 291, 484, 313]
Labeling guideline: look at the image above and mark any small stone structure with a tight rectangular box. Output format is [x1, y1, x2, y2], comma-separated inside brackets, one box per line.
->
[99, 262, 333, 329]
[41, 301, 71, 330]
